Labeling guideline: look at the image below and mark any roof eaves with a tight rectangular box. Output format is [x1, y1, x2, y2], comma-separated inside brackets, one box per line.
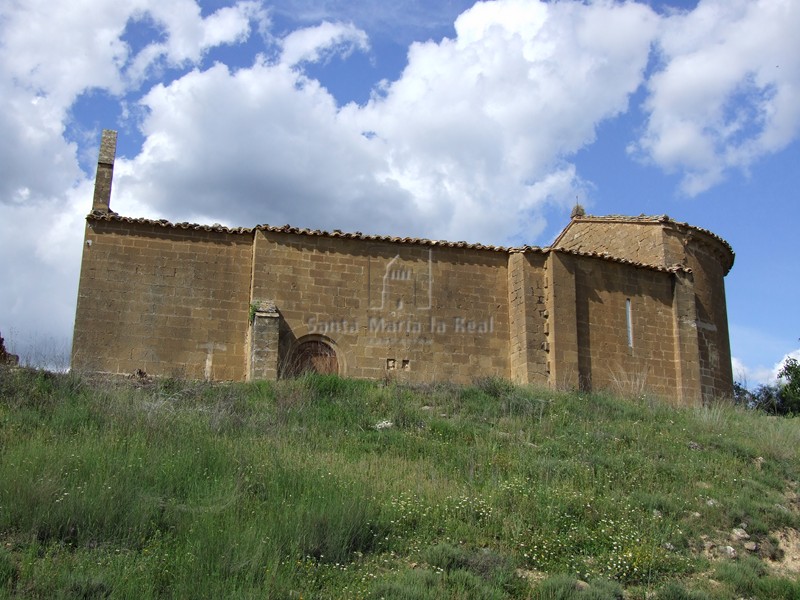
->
[551, 247, 693, 274]
[87, 212, 254, 235]
[254, 223, 512, 252]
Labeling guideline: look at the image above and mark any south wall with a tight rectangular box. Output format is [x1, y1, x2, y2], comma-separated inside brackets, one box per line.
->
[250, 229, 511, 384]
[71, 218, 253, 380]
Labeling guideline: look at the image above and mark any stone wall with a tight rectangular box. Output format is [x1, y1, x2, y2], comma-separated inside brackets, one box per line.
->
[507, 251, 549, 385]
[69, 213, 733, 404]
[70, 130, 736, 404]
[572, 253, 680, 400]
[683, 242, 734, 399]
[554, 219, 669, 266]
[71, 218, 253, 380]
[249, 229, 510, 384]
[554, 215, 734, 403]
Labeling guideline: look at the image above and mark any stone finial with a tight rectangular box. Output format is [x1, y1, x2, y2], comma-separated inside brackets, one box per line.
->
[92, 129, 117, 213]
[570, 203, 586, 219]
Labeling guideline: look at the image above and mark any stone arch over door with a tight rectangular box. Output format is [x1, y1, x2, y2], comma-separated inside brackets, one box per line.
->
[285, 335, 340, 376]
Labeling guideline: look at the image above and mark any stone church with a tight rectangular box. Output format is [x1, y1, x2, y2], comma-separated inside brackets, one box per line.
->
[71, 131, 735, 404]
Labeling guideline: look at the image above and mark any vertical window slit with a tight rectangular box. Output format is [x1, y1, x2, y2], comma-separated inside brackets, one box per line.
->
[626, 298, 633, 348]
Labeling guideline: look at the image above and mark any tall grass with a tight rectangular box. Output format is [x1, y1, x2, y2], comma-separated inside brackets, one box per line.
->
[0, 367, 798, 598]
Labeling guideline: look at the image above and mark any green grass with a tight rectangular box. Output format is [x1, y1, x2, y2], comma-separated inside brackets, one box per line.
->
[0, 368, 798, 598]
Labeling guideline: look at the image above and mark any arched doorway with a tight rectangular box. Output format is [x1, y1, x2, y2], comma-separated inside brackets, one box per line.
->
[286, 338, 338, 376]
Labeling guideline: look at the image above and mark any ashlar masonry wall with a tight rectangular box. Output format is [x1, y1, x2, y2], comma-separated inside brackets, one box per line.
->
[71, 130, 736, 405]
[553, 215, 734, 401]
[72, 217, 253, 381]
[682, 242, 734, 400]
[249, 229, 511, 384]
[573, 254, 680, 399]
[507, 251, 549, 386]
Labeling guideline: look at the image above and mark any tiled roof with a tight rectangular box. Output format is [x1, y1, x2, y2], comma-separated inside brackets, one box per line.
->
[87, 211, 512, 251]
[569, 214, 735, 270]
[86, 211, 711, 275]
[253, 223, 512, 252]
[88, 211, 253, 234]
[515, 245, 693, 274]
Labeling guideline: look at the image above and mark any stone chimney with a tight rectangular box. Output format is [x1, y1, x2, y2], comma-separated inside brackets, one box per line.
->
[92, 129, 117, 213]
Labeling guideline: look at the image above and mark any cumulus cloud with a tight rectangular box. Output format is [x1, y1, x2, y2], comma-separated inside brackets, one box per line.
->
[0, 0, 267, 357]
[633, 0, 800, 195]
[733, 349, 800, 388]
[113, 0, 659, 243]
[731, 357, 774, 387]
[348, 0, 659, 240]
[123, 0, 268, 84]
[0, 0, 267, 210]
[3, 0, 800, 367]
[0, 186, 89, 367]
[113, 59, 410, 234]
[280, 21, 369, 67]
[269, 0, 476, 42]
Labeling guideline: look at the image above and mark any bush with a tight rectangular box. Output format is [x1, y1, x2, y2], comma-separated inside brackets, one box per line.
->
[777, 357, 800, 414]
[737, 357, 800, 416]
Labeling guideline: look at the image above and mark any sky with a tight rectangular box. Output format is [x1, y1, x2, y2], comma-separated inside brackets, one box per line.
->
[0, 0, 798, 386]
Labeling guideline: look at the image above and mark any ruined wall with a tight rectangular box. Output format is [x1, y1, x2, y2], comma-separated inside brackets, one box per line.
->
[71, 217, 253, 380]
[249, 229, 511, 384]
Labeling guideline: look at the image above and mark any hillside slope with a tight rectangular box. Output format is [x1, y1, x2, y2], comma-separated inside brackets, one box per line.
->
[0, 367, 798, 599]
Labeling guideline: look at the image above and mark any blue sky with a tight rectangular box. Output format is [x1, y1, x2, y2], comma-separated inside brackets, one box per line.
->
[1, 0, 798, 386]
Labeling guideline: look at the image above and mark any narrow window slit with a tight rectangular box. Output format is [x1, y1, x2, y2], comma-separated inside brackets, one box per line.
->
[625, 298, 633, 348]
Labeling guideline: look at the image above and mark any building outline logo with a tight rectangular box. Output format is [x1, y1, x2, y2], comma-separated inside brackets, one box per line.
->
[367, 247, 433, 312]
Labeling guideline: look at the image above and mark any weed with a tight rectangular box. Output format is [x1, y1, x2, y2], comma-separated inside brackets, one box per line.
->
[531, 574, 623, 599]
[653, 581, 710, 600]
[714, 555, 800, 599]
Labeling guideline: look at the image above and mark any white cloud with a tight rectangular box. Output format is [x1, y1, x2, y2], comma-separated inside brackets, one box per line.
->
[633, 0, 800, 195]
[732, 349, 800, 388]
[348, 0, 659, 240]
[268, 0, 476, 42]
[113, 60, 409, 235]
[5, 0, 798, 368]
[0, 185, 89, 368]
[121, 1, 269, 86]
[280, 21, 369, 67]
[124, 1, 267, 80]
[0, 0, 268, 211]
[106, 0, 660, 245]
[0, 0, 267, 360]
[731, 357, 774, 387]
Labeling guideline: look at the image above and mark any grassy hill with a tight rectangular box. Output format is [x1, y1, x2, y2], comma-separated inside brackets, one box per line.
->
[0, 367, 798, 599]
